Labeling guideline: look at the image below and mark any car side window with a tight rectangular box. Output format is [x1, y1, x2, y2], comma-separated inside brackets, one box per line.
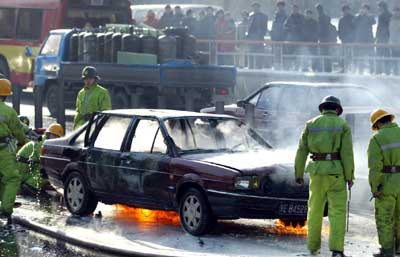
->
[257, 87, 282, 110]
[279, 87, 310, 112]
[93, 116, 131, 151]
[130, 119, 167, 154]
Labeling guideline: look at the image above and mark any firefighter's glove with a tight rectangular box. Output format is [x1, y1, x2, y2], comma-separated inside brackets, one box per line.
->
[295, 178, 304, 186]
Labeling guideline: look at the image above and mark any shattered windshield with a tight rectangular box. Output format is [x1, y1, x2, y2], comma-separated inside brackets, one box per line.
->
[164, 117, 269, 154]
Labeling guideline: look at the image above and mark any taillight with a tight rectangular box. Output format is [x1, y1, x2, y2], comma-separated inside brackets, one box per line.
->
[216, 88, 229, 95]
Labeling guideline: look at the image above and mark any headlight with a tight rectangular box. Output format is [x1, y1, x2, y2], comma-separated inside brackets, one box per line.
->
[234, 176, 260, 190]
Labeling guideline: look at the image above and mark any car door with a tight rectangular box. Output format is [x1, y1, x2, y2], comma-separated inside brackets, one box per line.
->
[253, 86, 283, 141]
[85, 114, 133, 195]
[117, 118, 172, 209]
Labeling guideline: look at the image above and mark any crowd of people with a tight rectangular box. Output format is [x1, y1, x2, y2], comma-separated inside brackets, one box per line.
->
[142, 1, 400, 75]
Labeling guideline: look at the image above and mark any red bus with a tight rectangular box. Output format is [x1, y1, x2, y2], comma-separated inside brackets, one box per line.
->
[0, 0, 132, 87]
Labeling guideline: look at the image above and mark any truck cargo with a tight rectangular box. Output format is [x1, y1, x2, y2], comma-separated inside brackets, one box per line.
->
[34, 27, 236, 116]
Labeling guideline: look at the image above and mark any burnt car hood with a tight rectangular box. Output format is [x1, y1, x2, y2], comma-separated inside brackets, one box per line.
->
[181, 150, 295, 175]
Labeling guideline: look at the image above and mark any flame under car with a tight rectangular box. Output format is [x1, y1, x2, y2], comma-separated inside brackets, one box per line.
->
[41, 109, 309, 235]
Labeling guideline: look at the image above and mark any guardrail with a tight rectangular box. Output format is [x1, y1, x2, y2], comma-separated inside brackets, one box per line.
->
[197, 39, 400, 75]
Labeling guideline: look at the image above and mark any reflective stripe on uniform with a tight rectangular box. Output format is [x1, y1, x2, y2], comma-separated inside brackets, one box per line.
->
[380, 142, 400, 151]
[308, 127, 343, 133]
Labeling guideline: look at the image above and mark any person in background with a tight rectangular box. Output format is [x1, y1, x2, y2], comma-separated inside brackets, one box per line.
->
[172, 5, 184, 27]
[271, 1, 288, 70]
[354, 4, 376, 74]
[303, 9, 319, 72]
[316, 4, 334, 72]
[338, 4, 355, 72]
[247, 2, 268, 69]
[144, 10, 159, 29]
[159, 5, 174, 29]
[182, 9, 197, 35]
[285, 4, 305, 70]
[389, 7, 400, 75]
[236, 10, 250, 67]
[215, 10, 235, 65]
[271, 1, 288, 42]
[376, 1, 392, 75]
[197, 7, 216, 53]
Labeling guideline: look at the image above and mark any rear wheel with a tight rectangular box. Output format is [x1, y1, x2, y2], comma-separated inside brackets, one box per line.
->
[179, 188, 214, 236]
[64, 171, 98, 216]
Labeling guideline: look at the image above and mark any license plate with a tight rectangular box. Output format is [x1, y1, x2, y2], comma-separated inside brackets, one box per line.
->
[278, 202, 308, 215]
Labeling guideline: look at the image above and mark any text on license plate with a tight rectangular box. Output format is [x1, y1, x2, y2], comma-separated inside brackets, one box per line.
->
[278, 203, 308, 215]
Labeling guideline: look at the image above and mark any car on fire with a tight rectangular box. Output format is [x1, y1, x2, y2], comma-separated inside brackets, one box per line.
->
[41, 109, 309, 235]
[202, 82, 388, 147]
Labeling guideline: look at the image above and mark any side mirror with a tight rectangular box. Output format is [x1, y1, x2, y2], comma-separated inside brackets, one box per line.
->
[25, 46, 32, 58]
[237, 100, 246, 108]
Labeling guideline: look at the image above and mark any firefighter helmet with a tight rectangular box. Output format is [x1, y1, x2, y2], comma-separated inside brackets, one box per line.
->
[81, 66, 99, 80]
[370, 109, 395, 131]
[318, 95, 343, 115]
[46, 123, 64, 137]
[0, 79, 12, 96]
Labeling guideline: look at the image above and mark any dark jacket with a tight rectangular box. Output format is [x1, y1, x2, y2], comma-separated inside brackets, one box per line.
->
[354, 14, 376, 43]
[159, 13, 174, 29]
[271, 10, 288, 41]
[376, 10, 392, 43]
[197, 14, 216, 39]
[172, 13, 185, 27]
[303, 18, 318, 42]
[338, 14, 355, 43]
[182, 16, 197, 34]
[247, 11, 268, 40]
[285, 13, 305, 41]
[318, 13, 332, 42]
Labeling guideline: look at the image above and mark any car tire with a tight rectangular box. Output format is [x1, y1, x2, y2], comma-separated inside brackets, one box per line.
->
[64, 171, 98, 216]
[179, 188, 213, 236]
[281, 218, 306, 227]
[45, 84, 58, 117]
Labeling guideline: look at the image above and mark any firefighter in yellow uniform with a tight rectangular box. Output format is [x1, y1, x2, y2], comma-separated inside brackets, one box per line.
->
[73, 66, 111, 129]
[295, 96, 354, 257]
[0, 79, 27, 222]
[17, 123, 64, 196]
[368, 109, 400, 257]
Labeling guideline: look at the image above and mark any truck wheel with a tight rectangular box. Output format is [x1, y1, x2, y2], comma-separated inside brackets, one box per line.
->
[64, 171, 98, 216]
[112, 89, 130, 109]
[0, 58, 9, 79]
[45, 84, 58, 117]
[179, 188, 213, 236]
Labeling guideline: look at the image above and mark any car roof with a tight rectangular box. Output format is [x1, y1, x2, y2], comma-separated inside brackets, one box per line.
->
[102, 109, 235, 119]
[264, 81, 367, 89]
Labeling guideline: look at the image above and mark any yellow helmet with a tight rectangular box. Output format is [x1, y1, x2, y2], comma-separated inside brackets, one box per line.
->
[0, 79, 12, 96]
[46, 123, 64, 137]
[370, 109, 395, 131]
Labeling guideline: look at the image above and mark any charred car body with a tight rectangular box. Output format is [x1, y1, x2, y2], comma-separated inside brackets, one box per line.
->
[41, 109, 308, 235]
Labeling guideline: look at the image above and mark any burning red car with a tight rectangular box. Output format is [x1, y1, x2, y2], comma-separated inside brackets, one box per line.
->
[41, 109, 308, 235]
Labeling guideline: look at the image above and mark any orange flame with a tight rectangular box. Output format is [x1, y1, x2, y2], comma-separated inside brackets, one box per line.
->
[114, 204, 180, 226]
[267, 220, 308, 236]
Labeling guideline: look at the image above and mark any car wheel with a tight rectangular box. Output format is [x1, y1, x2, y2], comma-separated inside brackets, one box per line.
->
[64, 171, 98, 216]
[179, 188, 213, 236]
[281, 218, 306, 227]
